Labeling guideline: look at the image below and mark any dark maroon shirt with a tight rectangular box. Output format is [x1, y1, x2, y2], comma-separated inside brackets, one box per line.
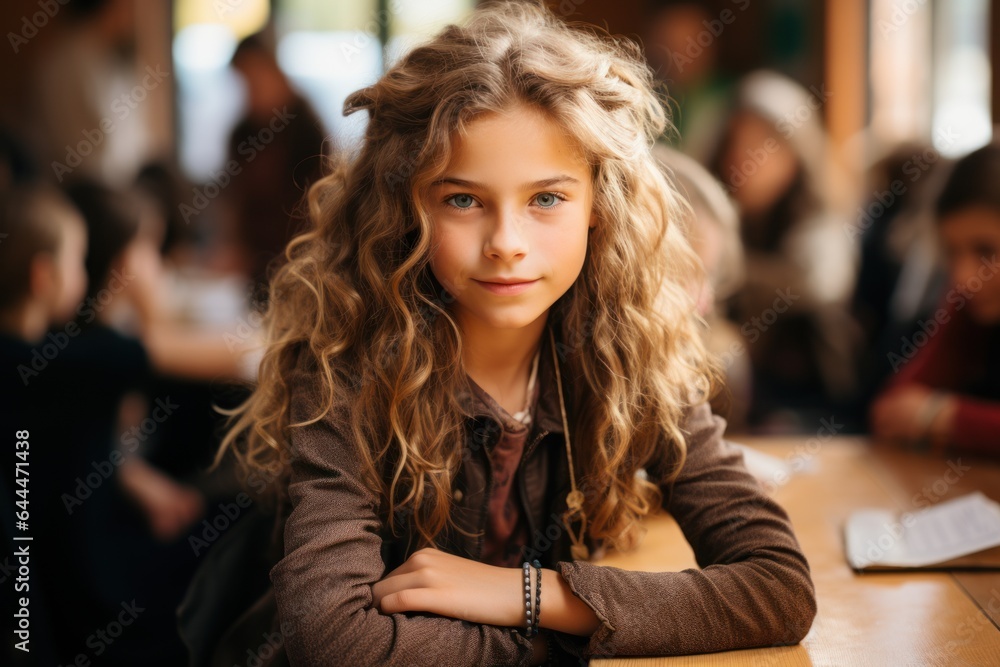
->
[880, 296, 1000, 456]
[467, 376, 541, 567]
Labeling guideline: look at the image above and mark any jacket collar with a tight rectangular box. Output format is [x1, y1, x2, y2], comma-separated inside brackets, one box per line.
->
[456, 323, 565, 435]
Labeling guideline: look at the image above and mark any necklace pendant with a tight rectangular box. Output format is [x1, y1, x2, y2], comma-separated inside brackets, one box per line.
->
[570, 543, 590, 560]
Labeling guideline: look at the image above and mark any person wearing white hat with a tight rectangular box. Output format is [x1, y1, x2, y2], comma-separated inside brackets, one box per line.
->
[707, 69, 862, 432]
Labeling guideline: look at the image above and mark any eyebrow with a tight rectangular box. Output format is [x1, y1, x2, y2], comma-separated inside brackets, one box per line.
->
[430, 175, 582, 190]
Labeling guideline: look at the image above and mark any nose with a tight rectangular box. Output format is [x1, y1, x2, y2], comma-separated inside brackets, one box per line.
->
[483, 206, 528, 262]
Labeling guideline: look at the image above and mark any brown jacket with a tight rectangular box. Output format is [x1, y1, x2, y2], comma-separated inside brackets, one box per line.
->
[268, 335, 816, 665]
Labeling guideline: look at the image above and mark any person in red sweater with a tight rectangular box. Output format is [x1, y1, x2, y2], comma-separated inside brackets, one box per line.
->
[870, 141, 1000, 457]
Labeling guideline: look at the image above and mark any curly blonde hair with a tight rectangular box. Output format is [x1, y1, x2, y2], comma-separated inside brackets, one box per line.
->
[215, 0, 721, 555]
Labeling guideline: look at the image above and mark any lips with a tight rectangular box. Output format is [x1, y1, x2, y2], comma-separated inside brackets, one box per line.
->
[473, 278, 539, 295]
[477, 277, 537, 285]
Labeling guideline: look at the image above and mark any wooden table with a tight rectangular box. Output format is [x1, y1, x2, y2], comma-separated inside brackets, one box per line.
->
[591, 437, 1000, 666]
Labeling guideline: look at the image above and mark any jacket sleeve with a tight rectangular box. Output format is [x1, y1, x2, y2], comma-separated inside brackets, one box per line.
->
[269, 393, 536, 667]
[949, 398, 1000, 456]
[549, 401, 817, 659]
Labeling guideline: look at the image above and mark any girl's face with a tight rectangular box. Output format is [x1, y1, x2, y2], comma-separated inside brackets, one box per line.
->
[940, 206, 1000, 325]
[426, 104, 595, 332]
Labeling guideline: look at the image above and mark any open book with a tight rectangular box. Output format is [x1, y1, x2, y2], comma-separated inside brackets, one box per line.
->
[844, 492, 1000, 571]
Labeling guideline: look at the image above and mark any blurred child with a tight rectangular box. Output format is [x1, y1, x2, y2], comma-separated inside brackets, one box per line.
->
[850, 144, 950, 425]
[708, 70, 861, 431]
[870, 140, 1000, 458]
[0, 185, 87, 666]
[0, 187, 88, 339]
[63, 179, 208, 540]
[653, 143, 751, 432]
[0, 177, 255, 665]
[0, 181, 201, 665]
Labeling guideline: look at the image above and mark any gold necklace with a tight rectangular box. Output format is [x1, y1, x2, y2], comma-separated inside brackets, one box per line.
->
[548, 326, 590, 561]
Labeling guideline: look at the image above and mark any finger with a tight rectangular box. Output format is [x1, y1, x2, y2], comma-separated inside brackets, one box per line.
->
[380, 587, 442, 616]
[372, 571, 427, 609]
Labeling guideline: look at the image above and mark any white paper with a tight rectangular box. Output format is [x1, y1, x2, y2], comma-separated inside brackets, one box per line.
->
[846, 492, 1000, 569]
[730, 442, 817, 486]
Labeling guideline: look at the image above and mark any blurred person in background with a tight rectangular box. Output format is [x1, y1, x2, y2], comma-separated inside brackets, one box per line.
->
[644, 1, 735, 163]
[218, 32, 329, 293]
[870, 140, 1000, 459]
[29, 0, 154, 188]
[132, 163, 256, 511]
[6, 178, 261, 664]
[654, 143, 751, 432]
[134, 161, 203, 268]
[61, 180, 204, 665]
[850, 144, 950, 424]
[708, 69, 861, 433]
[64, 179, 260, 533]
[64, 180, 258, 382]
[0, 186, 87, 667]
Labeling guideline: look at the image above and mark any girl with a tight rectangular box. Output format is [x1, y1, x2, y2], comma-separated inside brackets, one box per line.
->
[216, 3, 816, 665]
[870, 141, 1000, 458]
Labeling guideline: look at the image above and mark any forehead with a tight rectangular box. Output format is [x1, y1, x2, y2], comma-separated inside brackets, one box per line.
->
[443, 105, 590, 179]
[941, 206, 1000, 239]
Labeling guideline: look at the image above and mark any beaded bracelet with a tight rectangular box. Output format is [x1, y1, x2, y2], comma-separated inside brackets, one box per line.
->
[522, 561, 534, 637]
[532, 559, 542, 636]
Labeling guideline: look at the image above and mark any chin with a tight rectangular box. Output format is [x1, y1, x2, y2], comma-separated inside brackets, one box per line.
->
[468, 306, 548, 331]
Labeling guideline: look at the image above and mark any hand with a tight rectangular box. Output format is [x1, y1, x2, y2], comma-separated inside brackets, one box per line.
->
[120, 239, 168, 326]
[118, 457, 205, 542]
[371, 547, 524, 628]
[870, 385, 956, 444]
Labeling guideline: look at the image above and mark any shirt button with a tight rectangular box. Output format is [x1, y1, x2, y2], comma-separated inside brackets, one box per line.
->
[453, 488, 464, 502]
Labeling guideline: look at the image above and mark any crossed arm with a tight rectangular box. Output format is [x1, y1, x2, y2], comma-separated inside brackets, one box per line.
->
[372, 547, 600, 659]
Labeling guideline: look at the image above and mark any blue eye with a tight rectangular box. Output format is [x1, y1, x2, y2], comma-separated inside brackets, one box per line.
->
[445, 194, 476, 209]
[533, 193, 563, 208]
